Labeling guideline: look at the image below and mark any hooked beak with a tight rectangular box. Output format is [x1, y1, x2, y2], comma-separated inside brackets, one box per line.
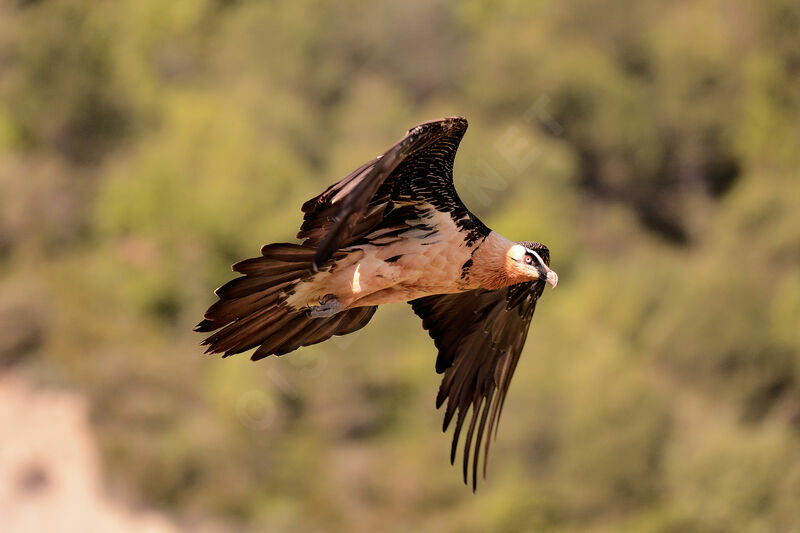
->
[534, 263, 558, 288]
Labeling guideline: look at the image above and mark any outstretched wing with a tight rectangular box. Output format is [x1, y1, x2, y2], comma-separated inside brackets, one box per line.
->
[298, 117, 485, 270]
[410, 280, 546, 490]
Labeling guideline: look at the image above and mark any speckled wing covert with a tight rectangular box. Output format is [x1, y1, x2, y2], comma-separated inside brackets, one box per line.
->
[410, 243, 550, 491]
[298, 116, 488, 270]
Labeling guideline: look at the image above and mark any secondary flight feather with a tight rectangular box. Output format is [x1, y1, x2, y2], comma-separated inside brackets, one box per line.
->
[196, 117, 558, 489]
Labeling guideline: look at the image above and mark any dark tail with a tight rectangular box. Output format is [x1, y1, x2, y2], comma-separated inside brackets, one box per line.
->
[195, 243, 376, 359]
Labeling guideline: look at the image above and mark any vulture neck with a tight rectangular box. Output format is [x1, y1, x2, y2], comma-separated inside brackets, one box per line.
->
[469, 231, 528, 290]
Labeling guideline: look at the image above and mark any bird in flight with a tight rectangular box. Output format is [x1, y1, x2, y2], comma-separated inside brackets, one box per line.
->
[196, 117, 558, 489]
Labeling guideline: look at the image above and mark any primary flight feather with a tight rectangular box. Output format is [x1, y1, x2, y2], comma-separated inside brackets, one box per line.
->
[196, 117, 558, 489]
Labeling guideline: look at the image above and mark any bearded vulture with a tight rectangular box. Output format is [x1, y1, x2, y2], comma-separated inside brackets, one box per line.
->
[196, 117, 558, 489]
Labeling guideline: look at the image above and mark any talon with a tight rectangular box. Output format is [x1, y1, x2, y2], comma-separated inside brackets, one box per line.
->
[308, 296, 342, 318]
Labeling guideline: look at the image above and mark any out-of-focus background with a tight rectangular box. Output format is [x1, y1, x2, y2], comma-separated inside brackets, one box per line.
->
[1, 0, 799, 531]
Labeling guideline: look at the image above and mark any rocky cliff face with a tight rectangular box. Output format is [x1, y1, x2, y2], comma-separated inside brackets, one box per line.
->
[0, 372, 177, 533]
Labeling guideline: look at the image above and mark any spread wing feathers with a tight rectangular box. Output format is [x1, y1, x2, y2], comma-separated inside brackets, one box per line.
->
[298, 117, 469, 270]
[195, 243, 377, 358]
[410, 280, 546, 490]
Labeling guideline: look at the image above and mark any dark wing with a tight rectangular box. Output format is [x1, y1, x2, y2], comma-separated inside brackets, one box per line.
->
[195, 117, 482, 361]
[410, 280, 546, 490]
[298, 116, 488, 270]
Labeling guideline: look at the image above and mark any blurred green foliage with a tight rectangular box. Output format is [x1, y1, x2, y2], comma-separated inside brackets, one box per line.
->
[1, 0, 799, 531]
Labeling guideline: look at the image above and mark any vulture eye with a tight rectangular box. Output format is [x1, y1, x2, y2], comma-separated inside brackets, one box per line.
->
[524, 255, 533, 264]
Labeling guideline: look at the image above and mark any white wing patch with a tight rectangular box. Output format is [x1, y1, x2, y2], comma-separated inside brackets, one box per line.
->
[352, 263, 362, 294]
